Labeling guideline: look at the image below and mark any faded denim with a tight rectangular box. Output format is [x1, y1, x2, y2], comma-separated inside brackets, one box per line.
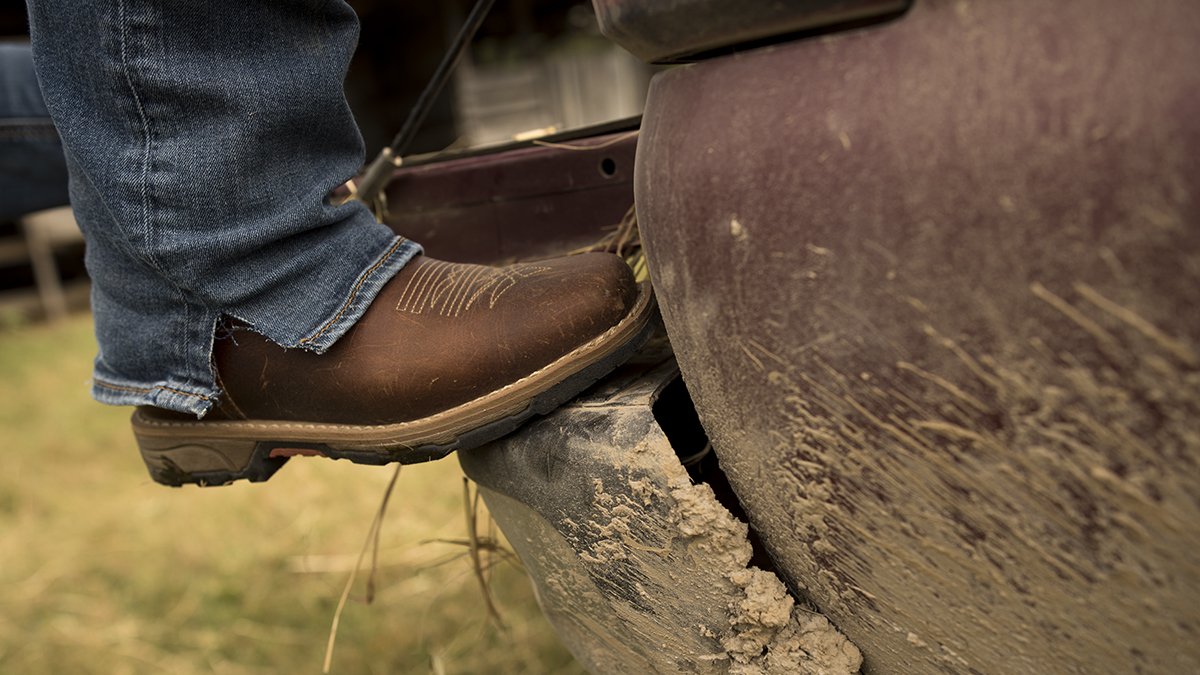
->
[25, 0, 420, 416]
[0, 42, 69, 221]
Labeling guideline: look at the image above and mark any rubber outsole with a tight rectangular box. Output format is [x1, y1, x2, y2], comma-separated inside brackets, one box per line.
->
[134, 292, 657, 487]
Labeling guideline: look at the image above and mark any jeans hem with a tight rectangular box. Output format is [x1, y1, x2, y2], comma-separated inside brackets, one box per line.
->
[92, 375, 216, 417]
[295, 234, 421, 353]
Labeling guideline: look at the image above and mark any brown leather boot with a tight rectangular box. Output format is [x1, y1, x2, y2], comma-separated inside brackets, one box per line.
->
[131, 252, 655, 486]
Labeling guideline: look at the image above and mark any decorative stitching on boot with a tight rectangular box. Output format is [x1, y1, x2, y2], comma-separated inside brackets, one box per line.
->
[395, 261, 552, 317]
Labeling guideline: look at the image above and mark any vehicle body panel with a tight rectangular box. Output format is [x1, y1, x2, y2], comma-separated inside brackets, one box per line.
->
[636, 0, 1200, 671]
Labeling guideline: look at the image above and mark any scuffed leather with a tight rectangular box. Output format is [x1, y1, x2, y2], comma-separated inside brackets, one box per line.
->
[212, 253, 638, 424]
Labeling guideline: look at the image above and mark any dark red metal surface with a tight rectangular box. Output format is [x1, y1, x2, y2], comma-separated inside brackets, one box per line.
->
[637, 0, 1200, 672]
[382, 131, 637, 264]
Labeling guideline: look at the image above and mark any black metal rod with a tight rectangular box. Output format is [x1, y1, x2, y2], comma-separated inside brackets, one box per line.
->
[389, 0, 496, 156]
[354, 0, 497, 209]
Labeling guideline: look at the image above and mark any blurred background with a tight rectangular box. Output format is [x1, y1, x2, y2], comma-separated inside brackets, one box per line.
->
[0, 1, 651, 672]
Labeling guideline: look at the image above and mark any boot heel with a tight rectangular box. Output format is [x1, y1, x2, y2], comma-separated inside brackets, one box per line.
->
[134, 432, 286, 487]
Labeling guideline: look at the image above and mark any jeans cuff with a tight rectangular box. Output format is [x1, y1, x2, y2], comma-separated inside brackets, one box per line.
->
[295, 235, 422, 353]
[92, 375, 218, 417]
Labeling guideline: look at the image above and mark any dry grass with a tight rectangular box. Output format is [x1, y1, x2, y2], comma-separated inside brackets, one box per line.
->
[0, 315, 585, 674]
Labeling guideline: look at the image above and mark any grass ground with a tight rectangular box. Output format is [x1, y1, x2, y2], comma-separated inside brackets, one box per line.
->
[0, 314, 585, 674]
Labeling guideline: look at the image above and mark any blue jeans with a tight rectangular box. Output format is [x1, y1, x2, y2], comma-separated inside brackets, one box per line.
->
[25, 0, 422, 416]
[0, 42, 70, 221]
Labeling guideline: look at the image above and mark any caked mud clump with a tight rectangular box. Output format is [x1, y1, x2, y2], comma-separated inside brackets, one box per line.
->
[670, 479, 863, 675]
[463, 378, 864, 674]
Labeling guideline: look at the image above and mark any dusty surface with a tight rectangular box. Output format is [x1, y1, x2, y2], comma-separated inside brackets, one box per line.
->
[464, 378, 861, 674]
[637, 0, 1200, 672]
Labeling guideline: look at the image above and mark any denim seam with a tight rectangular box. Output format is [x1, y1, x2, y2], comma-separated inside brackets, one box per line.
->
[298, 236, 407, 346]
[116, 0, 198, 386]
[94, 378, 214, 401]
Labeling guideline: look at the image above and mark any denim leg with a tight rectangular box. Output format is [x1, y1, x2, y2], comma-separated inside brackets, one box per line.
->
[25, 0, 421, 416]
[0, 42, 70, 221]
